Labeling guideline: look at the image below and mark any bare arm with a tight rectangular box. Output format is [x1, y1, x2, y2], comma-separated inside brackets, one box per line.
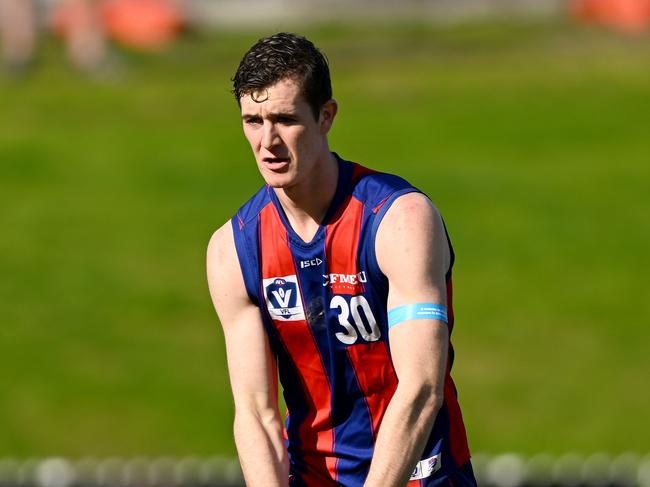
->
[364, 192, 451, 487]
[207, 223, 289, 487]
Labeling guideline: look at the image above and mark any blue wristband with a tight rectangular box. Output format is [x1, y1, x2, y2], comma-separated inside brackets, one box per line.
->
[388, 303, 448, 328]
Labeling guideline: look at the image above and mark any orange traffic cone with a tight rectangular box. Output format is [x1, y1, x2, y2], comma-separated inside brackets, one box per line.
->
[572, 0, 650, 33]
[99, 0, 184, 51]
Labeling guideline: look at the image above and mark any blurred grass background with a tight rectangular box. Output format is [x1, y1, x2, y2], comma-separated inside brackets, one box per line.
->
[1, 19, 649, 458]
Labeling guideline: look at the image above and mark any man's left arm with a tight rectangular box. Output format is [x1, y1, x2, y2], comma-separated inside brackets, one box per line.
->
[364, 192, 451, 487]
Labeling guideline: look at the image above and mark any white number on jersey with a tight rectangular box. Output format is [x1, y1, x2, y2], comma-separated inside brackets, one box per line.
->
[330, 295, 381, 345]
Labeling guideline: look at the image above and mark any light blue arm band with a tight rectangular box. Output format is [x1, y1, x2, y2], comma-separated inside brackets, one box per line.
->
[387, 303, 448, 328]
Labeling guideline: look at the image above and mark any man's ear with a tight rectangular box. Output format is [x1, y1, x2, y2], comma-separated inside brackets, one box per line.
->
[319, 99, 338, 134]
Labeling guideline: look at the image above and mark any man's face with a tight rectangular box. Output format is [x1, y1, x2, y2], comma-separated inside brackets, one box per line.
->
[240, 78, 335, 190]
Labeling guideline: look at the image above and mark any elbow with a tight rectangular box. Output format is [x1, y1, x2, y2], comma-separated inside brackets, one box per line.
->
[404, 381, 444, 420]
[232, 407, 286, 455]
[234, 404, 278, 429]
[421, 387, 444, 417]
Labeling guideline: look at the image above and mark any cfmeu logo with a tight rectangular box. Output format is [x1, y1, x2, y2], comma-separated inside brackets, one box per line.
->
[323, 270, 367, 294]
[263, 275, 306, 321]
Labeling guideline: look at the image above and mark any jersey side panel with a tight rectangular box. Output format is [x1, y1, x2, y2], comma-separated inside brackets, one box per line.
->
[443, 276, 471, 467]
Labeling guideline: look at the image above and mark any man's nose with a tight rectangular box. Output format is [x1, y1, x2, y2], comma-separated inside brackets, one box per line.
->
[261, 121, 280, 149]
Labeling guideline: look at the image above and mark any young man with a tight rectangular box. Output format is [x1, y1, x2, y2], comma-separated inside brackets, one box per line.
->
[207, 33, 476, 487]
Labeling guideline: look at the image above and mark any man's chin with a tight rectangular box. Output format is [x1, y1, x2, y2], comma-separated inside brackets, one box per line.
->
[262, 175, 292, 189]
[261, 169, 294, 188]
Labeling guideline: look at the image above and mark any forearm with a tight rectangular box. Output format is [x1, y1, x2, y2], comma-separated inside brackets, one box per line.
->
[234, 409, 289, 487]
[364, 384, 441, 487]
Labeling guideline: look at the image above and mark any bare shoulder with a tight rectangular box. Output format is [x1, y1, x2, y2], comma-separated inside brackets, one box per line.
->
[375, 191, 449, 287]
[379, 192, 440, 232]
[206, 220, 250, 316]
[376, 192, 444, 255]
[207, 220, 236, 271]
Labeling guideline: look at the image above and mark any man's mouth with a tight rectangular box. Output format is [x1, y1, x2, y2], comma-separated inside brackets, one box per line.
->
[263, 157, 290, 170]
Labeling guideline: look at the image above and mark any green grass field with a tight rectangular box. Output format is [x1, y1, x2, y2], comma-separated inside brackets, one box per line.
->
[1, 20, 649, 458]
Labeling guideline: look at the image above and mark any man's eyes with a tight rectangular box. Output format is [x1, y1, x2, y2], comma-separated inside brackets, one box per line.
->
[276, 116, 297, 124]
[244, 116, 297, 125]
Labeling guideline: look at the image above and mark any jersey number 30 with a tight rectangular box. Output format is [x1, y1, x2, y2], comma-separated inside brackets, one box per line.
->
[330, 295, 381, 344]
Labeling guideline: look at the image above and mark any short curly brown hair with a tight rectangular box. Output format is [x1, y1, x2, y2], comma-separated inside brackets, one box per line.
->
[232, 33, 332, 120]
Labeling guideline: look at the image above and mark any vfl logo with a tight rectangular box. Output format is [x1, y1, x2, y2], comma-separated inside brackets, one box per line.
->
[263, 275, 306, 321]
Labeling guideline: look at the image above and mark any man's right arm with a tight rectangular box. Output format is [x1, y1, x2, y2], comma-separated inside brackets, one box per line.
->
[207, 223, 289, 487]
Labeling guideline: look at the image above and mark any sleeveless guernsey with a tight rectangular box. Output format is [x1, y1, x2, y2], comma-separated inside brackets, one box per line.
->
[231, 155, 472, 486]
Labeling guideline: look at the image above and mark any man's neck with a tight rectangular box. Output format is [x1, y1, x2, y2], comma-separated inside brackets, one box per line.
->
[274, 152, 339, 242]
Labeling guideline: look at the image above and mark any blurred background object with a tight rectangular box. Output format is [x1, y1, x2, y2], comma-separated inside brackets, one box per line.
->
[3, 0, 648, 76]
[2, 454, 650, 487]
[50, 0, 109, 74]
[99, 0, 184, 51]
[0, 0, 37, 72]
[0, 0, 185, 75]
[571, 0, 650, 33]
[1, 0, 110, 74]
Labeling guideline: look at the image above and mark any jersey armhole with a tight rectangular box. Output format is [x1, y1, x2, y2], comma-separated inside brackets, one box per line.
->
[231, 216, 261, 306]
[440, 216, 456, 281]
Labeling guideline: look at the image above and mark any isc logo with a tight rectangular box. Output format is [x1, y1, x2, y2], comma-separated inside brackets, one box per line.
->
[263, 275, 306, 321]
[300, 257, 322, 269]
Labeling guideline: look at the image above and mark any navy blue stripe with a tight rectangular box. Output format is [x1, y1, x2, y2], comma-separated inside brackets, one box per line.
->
[231, 216, 261, 305]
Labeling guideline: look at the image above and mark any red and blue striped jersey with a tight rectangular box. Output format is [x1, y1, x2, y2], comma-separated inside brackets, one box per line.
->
[231, 156, 471, 486]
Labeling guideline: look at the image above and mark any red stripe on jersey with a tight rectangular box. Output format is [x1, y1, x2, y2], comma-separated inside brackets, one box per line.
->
[351, 162, 378, 182]
[444, 374, 470, 467]
[258, 203, 337, 483]
[324, 196, 365, 295]
[372, 194, 392, 214]
[259, 203, 293, 277]
[406, 480, 423, 486]
[346, 341, 398, 440]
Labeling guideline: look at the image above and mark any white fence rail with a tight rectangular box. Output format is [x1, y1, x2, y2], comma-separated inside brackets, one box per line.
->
[26, 0, 566, 27]
[183, 0, 566, 27]
[1, 453, 649, 487]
